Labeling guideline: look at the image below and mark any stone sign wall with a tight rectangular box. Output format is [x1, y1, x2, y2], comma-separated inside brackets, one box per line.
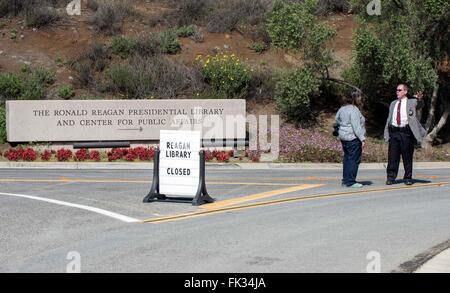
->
[6, 99, 246, 142]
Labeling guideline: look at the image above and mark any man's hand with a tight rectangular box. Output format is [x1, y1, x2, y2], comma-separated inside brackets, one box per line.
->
[414, 91, 424, 100]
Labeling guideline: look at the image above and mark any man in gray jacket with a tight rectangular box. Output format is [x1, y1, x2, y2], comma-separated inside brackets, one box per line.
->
[384, 84, 427, 185]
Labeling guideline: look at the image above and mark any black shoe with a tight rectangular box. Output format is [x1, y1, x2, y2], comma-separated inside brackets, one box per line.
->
[386, 179, 395, 185]
[404, 179, 413, 186]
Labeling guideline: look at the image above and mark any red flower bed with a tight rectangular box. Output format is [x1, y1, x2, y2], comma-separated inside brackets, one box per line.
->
[134, 146, 155, 161]
[2, 146, 158, 162]
[216, 151, 230, 162]
[203, 150, 233, 162]
[56, 148, 73, 161]
[22, 148, 37, 161]
[107, 147, 155, 161]
[40, 150, 53, 161]
[89, 150, 101, 161]
[204, 150, 214, 161]
[212, 150, 220, 158]
[107, 148, 125, 161]
[125, 151, 137, 161]
[4, 147, 24, 161]
[74, 149, 89, 161]
[245, 150, 261, 162]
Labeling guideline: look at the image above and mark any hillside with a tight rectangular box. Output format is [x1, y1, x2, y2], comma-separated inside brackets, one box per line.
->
[0, 0, 355, 105]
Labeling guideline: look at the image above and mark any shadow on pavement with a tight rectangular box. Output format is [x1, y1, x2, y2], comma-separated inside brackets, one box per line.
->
[359, 181, 374, 186]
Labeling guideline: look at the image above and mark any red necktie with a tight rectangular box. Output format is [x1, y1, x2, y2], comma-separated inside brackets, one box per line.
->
[396, 100, 402, 126]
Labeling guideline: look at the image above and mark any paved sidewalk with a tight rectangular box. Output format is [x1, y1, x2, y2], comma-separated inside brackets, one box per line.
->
[415, 248, 450, 273]
[1, 161, 450, 170]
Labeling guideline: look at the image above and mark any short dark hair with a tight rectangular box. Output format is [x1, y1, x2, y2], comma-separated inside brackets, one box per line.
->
[343, 90, 362, 105]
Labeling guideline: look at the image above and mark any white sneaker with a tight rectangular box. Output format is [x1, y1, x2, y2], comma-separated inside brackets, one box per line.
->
[349, 183, 363, 188]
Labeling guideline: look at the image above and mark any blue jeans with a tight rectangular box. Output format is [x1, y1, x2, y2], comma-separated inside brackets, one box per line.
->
[341, 139, 362, 186]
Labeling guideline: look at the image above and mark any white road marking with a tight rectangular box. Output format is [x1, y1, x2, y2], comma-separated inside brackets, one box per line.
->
[0, 192, 140, 223]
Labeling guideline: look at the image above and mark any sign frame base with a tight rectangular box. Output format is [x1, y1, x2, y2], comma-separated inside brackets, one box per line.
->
[143, 149, 215, 206]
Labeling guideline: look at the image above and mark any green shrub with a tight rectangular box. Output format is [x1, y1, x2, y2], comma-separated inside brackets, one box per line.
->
[25, 5, 61, 28]
[267, 0, 336, 77]
[10, 28, 17, 39]
[0, 105, 6, 143]
[30, 67, 56, 86]
[166, 0, 210, 26]
[134, 34, 161, 56]
[267, 0, 320, 50]
[250, 42, 267, 53]
[165, 0, 268, 32]
[197, 53, 251, 98]
[111, 36, 137, 58]
[275, 67, 320, 121]
[0, 67, 55, 101]
[0, 73, 23, 100]
[73, 42, 109, 88]
[21, 67, 55, 100]
[21, 78, 45, 100]
[111, 31, 182, 56]
[159, 30, 181, 54]
[106, 55, 204, 99]
[111, 35, 161, 58]
[58, 84, 75, 99]
[90, 0, 132, 35]
[1, 0, 64, 27]
[84, 42, 109, 72]
[107, 64, 136, 97]
[206, 0, 268, 33]
[176, 25, 197, 37]
[55, 54, 64, 67]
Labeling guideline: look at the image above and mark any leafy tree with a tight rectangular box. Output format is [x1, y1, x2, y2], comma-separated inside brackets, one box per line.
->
[267, 0, 339, 121]
[275, 67, 321, 120]
[347, 0, 450, 147]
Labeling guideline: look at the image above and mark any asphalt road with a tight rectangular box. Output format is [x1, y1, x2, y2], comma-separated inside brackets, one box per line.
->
[0, 167, 449, 273]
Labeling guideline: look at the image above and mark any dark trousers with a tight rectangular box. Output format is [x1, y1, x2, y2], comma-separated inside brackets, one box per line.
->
[341, 139, 362, 186]
[387, 126, 415, 180]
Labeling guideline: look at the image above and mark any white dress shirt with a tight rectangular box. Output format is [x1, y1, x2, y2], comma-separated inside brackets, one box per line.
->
[391, 98, 408, 127]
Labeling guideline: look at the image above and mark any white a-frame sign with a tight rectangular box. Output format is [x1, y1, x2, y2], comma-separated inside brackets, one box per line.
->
[143, 130, 214, 206]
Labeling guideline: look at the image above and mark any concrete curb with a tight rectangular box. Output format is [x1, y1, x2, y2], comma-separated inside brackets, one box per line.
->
[415, 248, 450, 273]
[1, 161, 450, 170]
[394, 239, 450, 273]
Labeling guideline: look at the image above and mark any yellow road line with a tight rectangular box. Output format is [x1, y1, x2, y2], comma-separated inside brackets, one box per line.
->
[201, 184, 324, 210]
[207, 175, 445, 181]
[142, 181, 450, 224]
[0, 178, 299, 186]
[208, 182, 299, 186]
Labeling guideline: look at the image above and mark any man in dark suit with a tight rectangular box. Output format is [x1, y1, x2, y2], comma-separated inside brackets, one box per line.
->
[384, 84, 427, 185]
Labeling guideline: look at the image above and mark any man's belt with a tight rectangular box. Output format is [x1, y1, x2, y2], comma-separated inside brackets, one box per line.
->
[389, 125, 411, 133]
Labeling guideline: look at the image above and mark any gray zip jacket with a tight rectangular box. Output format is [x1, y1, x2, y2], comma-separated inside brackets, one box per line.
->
[335, 105, 366, 142]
